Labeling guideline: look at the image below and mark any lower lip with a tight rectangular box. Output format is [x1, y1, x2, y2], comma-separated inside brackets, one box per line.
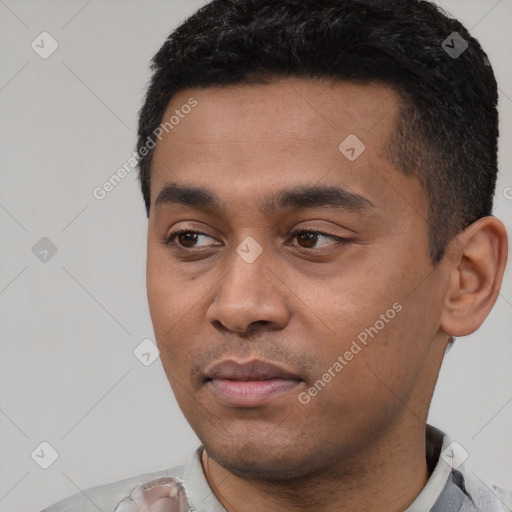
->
[208, 378, 302, 407]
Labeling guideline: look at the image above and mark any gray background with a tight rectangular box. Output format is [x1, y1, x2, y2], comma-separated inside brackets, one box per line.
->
[0, 1, 511, 511]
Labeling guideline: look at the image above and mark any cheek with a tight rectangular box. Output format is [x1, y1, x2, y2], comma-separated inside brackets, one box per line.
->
[146, 257, 186, 366]
[146, 251, 209, 378]
[146, 246, 193, 330]
[305, 259, 435, 401]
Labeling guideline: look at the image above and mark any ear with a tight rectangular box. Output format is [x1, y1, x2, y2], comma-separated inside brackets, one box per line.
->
[440, 216, 508, 337]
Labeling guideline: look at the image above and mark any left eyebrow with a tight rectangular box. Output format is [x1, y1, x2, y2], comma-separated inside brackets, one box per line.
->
[154, 183, 374, 214]
[260, 184, 374, 214]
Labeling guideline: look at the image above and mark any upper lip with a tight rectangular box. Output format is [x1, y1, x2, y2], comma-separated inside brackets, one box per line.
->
[205, 359, 302, 381]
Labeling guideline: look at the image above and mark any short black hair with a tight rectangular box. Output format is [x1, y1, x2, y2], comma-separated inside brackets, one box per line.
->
[137, 0, 499, 265]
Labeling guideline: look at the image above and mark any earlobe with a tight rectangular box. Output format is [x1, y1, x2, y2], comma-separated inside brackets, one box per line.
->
[440, 216, 508, 338]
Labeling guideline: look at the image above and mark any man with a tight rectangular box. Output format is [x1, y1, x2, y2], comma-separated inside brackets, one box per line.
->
[42, 0, 510, 510]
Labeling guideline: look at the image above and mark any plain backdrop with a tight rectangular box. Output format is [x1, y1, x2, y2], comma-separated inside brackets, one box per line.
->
[0, 1, 511, 511]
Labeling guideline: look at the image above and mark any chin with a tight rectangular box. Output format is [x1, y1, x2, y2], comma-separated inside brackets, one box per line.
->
[202, 437, 328, 481]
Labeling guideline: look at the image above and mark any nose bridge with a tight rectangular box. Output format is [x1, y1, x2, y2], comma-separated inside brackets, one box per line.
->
[207, 237, 290, 332]
[220, 239, 270, 308]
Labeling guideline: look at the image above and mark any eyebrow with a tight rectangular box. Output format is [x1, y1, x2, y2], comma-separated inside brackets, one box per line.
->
[155, 183, 374, 214]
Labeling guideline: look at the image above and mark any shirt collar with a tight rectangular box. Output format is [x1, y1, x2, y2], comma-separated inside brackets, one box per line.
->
[181, 446, 226, 512]
[405, 424, 453, 512]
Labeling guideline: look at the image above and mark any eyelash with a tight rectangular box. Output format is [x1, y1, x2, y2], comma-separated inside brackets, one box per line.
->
[163, 228, 350, 250]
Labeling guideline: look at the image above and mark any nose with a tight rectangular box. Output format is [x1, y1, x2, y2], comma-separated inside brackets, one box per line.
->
[206, 243, 291, 335]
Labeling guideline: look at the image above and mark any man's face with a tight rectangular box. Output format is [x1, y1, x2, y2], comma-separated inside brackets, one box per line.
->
[146, 78, 450, 478]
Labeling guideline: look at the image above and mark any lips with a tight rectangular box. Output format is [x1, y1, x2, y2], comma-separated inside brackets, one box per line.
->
[206, 359, 301, 381]
[204, 359, 303, 407]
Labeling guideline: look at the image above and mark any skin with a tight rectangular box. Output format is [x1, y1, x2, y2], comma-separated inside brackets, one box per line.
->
[146, 77, 508, 512]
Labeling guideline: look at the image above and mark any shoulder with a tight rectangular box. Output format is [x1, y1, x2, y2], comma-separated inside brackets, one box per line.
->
[489, 484, 512, 512]
[425, 425, 510, 512]
[462, 471, 512, 512]
[40, 464, 186, 512]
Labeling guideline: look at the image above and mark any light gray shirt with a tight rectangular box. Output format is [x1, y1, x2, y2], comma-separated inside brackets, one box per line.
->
[41, 425, 511, 512]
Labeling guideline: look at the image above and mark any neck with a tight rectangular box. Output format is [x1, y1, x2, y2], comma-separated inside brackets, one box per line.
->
[201, 420, 430, 512]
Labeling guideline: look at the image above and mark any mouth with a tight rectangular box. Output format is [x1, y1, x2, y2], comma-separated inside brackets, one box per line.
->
[204, 359, 304, 407]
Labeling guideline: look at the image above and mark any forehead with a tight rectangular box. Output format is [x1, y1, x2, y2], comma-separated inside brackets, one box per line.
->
[162, 78, 400, 151]
[150, 78, 426, 220]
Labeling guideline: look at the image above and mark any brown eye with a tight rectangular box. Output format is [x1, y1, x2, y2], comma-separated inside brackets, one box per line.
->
[292, 229, 347, 250]
[297, 232, 319, 248]
[164, 230, 216, 249]
[177, 232, 200, 248]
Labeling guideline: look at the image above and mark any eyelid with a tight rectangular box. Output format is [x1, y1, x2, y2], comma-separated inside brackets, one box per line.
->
[289, 227, 347, 239]
[163, 228, 217, 246]
[287, 228, 351, 248]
